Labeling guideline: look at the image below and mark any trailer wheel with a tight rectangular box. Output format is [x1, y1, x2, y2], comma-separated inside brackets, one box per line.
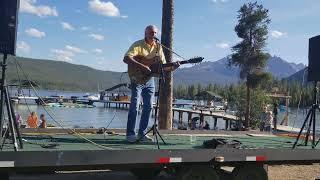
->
[232, 164, 267, 180]
[177, 166, 220, 180]
[0, 173, 9, 180]
[130, 168, 161, 180]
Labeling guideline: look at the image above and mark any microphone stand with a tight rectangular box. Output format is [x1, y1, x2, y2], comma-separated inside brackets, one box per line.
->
[153, 37, 186, 61]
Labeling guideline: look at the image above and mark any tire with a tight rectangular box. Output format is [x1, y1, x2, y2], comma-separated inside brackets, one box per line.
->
[177, 166, 220, 180]
[130, 168, 161, 180]
[232, 164, 268, 180]
[0, 173, 9, 180]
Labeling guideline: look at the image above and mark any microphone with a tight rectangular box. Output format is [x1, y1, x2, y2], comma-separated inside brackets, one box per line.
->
[153, 37, 160, 42]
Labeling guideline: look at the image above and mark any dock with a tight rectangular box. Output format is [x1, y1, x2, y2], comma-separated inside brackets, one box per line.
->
[172, 108, 238, 130]
[96, 100, 237, 130]
[96, 100, 195, 109]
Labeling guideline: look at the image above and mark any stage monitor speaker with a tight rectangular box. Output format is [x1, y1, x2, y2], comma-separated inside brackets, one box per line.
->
[308, 35, 320, 81]
[0, 0, 19, 55]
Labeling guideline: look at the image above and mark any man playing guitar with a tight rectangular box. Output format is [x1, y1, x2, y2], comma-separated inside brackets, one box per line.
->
[123, 25, 180, 143]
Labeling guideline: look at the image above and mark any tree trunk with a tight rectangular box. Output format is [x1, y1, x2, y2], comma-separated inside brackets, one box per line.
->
[159, 0, 174, 130]
[245, 82, 251, 129]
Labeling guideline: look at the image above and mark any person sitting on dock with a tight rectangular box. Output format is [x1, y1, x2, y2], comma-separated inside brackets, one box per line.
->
[39, 114, 47, 128]
[203, 121, 210, 130]
[191, 117, 200, 130]
[27, 111, 38, 128]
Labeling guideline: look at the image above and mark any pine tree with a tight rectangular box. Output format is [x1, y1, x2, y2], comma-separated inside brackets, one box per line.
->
[229, 2, 271, 129]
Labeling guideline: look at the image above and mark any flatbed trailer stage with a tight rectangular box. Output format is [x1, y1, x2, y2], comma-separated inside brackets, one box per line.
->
[0, 129, 319, 180]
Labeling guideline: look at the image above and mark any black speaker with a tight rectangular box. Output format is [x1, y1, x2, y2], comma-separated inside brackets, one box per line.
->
[0, 0, 19, 55]
[308, 35, 320, 81]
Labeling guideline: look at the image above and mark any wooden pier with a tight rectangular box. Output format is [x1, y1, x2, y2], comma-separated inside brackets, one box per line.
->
[172, 107, 238, 130]
[12, 97, 238, 130]
[99, 100, 131, 109]
[98, 100, 238, 130]
[96, 100, 195, 109]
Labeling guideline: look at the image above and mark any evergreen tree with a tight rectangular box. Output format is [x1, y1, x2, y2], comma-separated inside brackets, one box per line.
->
[229, 2, 271, 129]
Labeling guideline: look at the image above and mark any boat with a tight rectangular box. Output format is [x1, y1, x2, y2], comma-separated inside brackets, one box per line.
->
[44, 102, 95, 108]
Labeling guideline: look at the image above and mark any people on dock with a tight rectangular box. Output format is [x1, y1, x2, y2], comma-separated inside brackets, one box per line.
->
[260, 106, 268, 131]
[223, 99, 228, 113]
[191, 117, 199, 130]
[264, 111, 273, 132]
[39, 114, 47, 128]
[207, 99, 214, 107]
[15, 113, 22, 127]
[27, 111, 38, 128]
[273, 103, 278, 131]
[123, 25, 180, 143]
[203, 121, 210, 130]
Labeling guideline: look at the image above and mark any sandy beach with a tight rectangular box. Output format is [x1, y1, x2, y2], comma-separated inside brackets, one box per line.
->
[268, 164, 320, 180]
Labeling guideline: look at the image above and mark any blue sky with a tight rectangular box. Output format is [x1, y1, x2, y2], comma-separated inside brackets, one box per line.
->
[17, 0, 320, 72]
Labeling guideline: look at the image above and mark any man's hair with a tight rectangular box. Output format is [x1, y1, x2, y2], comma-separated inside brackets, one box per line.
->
[145, 25, 158, 34]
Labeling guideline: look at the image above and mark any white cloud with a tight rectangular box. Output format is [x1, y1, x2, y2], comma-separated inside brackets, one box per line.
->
[25, 28, 46, 38]
[66, 45, 87, 53]
[93, 49, 103, 53]
[20, 0, 58, 17]
[89, 33, 105, 41]
[215, 42, 230, 49]
[61, 22, 75, 31]
[88, 0, 127, 18]
[211, 0, 229, 3]
[271, 30, 287, 38]
[50, 49, 74, 62]
[81, 26, 91, 31]
[17, 41, 31, 53]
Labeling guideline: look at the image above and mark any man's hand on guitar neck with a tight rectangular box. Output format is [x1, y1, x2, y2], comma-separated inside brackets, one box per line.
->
[172, 61, 181, 70]
[164, 61, 180, 72]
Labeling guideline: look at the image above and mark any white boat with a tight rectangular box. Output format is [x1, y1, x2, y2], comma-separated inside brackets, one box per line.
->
[87, 94, 100, 101]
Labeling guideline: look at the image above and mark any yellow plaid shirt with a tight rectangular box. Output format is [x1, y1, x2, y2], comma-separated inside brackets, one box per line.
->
[125, 39, 166, 64]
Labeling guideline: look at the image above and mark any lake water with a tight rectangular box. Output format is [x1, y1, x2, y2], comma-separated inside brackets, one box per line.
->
[9, 89, 320, 131]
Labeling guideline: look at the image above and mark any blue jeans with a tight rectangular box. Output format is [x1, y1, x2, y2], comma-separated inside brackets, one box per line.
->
[126, 78, 155, 136]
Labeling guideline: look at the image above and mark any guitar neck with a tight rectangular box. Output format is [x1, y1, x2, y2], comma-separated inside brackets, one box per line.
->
[162, 60, 189, 67]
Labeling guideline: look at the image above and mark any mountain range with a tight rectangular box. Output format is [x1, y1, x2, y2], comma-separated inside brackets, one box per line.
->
[3, 56, 129, 91]
[1, 55, 305, 91]
[173, 56, 306, 85]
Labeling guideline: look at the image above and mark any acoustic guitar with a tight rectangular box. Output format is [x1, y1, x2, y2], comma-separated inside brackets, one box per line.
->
[128, 55, 204, 84]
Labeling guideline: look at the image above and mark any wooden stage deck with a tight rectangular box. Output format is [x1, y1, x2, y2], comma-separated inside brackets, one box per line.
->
[5, 128, 307, 152]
